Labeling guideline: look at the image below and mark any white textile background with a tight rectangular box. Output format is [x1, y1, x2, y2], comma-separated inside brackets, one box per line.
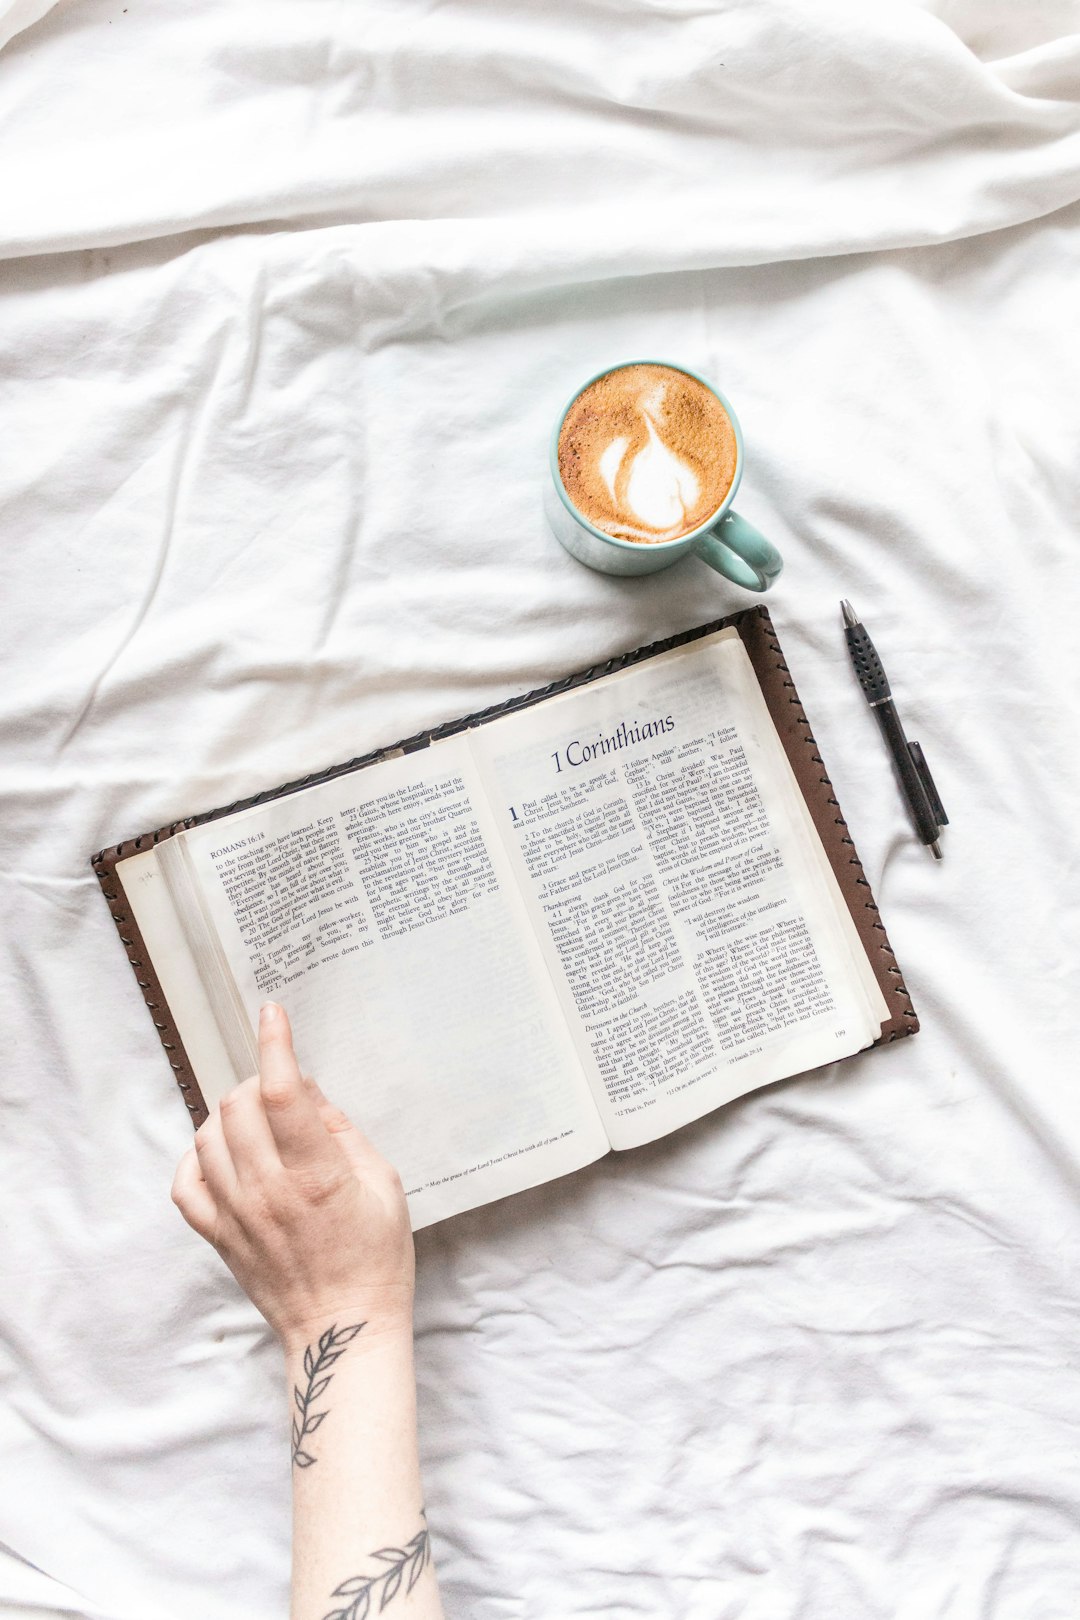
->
[2, 1, 1079, 1617]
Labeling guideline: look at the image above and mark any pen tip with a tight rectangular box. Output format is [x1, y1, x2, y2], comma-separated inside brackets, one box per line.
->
[841, 599, 858, 628]
[930, 840, 943, 860]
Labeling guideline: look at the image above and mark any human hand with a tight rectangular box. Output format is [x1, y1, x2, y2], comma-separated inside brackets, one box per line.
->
[171, 1002, 414, 1350]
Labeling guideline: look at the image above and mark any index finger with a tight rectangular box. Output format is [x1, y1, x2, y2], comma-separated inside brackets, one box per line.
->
[257, 1002, 338, 1168]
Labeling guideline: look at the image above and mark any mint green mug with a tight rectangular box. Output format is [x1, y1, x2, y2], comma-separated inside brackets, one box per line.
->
[545, 360, 782, 591]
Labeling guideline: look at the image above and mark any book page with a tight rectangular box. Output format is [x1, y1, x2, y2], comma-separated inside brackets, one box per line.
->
[116, 848, 244, 1097]
[470, 631, 887, 1150]
[171, 739, 608, 1228]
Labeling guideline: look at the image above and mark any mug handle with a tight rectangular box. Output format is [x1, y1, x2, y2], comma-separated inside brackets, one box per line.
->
[693, 509, 783, 593]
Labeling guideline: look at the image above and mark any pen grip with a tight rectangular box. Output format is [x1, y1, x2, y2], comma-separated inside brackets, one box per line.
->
[845, 623, 891, 703]
[874, 701, 940, 844]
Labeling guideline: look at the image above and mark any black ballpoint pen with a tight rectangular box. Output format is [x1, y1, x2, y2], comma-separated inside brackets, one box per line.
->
[841, 601, 948, 860]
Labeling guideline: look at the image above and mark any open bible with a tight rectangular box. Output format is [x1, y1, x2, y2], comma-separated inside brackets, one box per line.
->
[93, 610, 915, 1229]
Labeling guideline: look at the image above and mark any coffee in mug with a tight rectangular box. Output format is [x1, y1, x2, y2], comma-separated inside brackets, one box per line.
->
[556, 362, 738, 544]
[546, 358, 783, 589]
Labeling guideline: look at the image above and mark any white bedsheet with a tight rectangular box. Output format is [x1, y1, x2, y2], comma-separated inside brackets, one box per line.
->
[2, 2, 1079, 1616]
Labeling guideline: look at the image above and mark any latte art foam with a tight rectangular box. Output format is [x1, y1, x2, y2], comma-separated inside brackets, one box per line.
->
[557, 365, 737, 543]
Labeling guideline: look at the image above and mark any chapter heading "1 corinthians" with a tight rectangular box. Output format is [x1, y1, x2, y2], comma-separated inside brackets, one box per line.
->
[551, 714, 676, 772]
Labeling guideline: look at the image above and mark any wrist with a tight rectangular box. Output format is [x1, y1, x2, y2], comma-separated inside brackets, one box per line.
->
[277, 1283, 415, 1360]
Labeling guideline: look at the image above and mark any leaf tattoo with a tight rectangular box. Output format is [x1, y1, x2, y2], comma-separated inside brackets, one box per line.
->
[322, 1523, 432, 1620]
[291, 1322, 365, 1468]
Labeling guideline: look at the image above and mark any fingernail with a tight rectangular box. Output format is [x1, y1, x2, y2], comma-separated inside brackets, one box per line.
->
[260, 1002, 280, 1030]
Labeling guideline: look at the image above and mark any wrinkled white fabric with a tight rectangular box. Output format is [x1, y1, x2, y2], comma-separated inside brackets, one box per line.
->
[1, 1, 1079, 1617]
[0, 1546, 128, 1620]
[0, 0, 54, 53]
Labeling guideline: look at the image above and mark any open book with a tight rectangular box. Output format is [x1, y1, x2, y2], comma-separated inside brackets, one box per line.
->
[94, 611, 915, 1229]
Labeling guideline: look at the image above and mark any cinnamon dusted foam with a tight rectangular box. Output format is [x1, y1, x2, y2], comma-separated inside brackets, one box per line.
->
[557, 364, 738, 543]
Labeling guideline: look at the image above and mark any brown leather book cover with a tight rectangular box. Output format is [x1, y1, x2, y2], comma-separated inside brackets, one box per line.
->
[90, 606, 917, 1127]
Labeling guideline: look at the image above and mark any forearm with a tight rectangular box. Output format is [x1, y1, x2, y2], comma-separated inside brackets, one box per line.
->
[285, 1315, 443, 1620]
[171, 1005, 439, 1618]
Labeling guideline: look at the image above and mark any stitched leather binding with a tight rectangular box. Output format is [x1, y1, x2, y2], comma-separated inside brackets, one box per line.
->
[736, 610, 917, 1044]
[91, 606, 916, 1126]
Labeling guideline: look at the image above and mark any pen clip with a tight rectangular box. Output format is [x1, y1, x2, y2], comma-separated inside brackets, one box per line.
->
[907, 741, 948, 827]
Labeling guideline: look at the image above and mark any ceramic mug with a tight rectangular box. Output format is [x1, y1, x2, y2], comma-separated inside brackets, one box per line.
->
[545, 360, 782, 591]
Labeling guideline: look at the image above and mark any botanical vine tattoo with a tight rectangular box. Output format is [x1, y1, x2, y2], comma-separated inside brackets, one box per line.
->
[291, 1322, 365, 1468]
[322, 1522, 432, 1619]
